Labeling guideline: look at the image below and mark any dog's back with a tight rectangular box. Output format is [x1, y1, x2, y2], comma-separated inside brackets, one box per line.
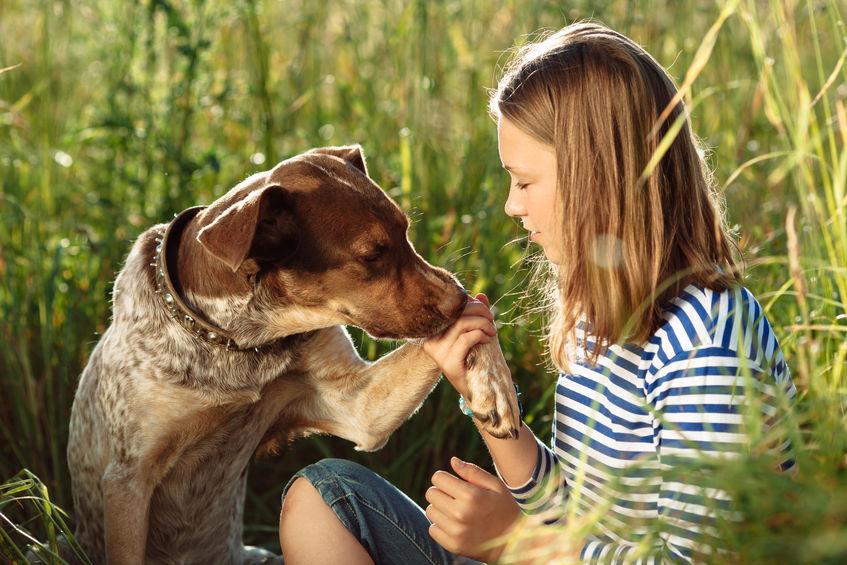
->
[68, 340, 110, 559]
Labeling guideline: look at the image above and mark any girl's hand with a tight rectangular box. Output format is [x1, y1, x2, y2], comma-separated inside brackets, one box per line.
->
[422, 293, 497, 398]
[425, 457, 521, 562]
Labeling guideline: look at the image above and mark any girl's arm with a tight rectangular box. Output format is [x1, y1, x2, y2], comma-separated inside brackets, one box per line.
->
[422, 294, 576, 562]
[422, 293, 535, 481]
[473, 419, 539, 487]
[423, 293, 563, 495]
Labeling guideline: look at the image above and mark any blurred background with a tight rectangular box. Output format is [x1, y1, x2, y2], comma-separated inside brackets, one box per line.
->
[1, 0, 845, 561]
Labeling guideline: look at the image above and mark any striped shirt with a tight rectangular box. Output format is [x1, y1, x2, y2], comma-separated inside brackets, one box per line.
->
[503, 284, 796, 563]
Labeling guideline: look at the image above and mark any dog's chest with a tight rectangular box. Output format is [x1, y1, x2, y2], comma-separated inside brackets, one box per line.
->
[143, 395, 287, 554]
[171, 400, 271, 472]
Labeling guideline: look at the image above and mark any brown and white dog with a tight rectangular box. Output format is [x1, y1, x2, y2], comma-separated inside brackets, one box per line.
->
[66, 145, 520, 564]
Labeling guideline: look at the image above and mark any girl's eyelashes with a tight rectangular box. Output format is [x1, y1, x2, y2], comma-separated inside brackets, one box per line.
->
[514, 182, 530, 190]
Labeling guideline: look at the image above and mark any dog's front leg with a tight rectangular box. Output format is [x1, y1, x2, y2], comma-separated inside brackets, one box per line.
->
[102, 463, 153, 565]
[292, 327, 441, 451]
[464, 339, 522, 439]
[346, 337, 521, 444]
[344, 341, 443, 451]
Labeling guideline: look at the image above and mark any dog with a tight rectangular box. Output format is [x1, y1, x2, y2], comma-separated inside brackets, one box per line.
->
[66, 145, 520, 564]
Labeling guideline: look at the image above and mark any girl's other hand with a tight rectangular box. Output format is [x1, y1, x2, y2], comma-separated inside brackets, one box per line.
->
[425, 456, 521, 562]
[422, 293, 497, 398]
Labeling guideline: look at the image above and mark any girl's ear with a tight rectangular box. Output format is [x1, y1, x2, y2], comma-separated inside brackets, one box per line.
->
[306, 144, 368, 177]
[196, 184, 293, 272]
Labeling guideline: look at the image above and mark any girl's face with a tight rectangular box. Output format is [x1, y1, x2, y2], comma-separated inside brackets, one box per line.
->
[497, 117, 562, 264]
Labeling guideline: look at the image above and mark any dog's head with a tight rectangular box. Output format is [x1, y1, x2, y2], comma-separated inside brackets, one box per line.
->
[191, 145, 467, 340]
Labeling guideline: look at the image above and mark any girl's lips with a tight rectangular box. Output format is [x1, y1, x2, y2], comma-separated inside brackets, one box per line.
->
[529, 231, 541, 241]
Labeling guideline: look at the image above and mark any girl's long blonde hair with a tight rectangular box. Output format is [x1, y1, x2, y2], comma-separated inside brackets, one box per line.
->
[490, 22, 742, 370]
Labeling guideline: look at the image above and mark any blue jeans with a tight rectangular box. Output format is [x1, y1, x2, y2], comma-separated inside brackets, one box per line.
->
[282, 458, 485, 565]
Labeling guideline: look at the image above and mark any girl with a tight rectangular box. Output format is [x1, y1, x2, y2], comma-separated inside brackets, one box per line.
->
[278, 22, 795, 564]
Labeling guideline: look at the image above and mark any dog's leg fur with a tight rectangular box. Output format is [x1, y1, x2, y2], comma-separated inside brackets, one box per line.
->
[100, 434, 194, 563]
[87, 356, 247, 564]
[464, 339, 522, 439]
[102, 464, 151, 565]
[283, 327, 442, 451]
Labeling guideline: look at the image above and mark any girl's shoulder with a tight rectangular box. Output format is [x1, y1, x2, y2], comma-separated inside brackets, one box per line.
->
[644, 283, 788, 377]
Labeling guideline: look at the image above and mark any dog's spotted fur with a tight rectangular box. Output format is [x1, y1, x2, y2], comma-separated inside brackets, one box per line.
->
[67, 146, 519, 564]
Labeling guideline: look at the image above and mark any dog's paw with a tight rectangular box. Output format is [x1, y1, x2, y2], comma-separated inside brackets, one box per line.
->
[464, 339, 521, 439]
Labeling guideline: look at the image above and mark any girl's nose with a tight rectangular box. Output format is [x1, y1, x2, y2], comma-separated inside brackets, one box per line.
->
[504, 187, 526, 218]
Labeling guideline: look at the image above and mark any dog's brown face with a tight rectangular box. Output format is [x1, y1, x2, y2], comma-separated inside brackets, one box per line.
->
[193, 146, 467, 339]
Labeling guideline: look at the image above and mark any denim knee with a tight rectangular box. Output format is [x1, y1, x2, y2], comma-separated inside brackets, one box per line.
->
[281, 459, 483, 565]
[282, 458, 372, 503]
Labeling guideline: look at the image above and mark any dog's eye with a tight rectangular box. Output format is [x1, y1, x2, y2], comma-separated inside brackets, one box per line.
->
[360, 245, 387, 263]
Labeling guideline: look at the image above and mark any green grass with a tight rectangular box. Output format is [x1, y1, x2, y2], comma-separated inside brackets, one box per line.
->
[0, 470, 90, 564]
[1, 0, 845, 561]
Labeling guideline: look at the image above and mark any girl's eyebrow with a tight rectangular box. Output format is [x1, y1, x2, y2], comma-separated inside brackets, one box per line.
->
[502, 164, 527, 173]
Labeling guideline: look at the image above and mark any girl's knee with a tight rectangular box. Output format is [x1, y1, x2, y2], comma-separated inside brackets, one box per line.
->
[279, 475, 373, 564]
[280, 477, 321, 524]
[279, 477, 325, 550]
[280, 458, 375, 538]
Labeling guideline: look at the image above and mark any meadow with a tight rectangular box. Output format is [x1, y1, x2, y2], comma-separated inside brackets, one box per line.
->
[1, 0, 845, 562]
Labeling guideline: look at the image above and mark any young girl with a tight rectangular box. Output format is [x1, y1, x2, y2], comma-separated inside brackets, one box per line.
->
[278, 22, 795, 564]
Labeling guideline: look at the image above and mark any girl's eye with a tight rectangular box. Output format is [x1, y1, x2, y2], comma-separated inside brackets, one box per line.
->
[514, 182, 529, 191]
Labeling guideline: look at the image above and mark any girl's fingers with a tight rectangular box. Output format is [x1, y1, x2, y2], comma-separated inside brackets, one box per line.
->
[431, 470, 476, 501]
[425, 504, 461, 536]
[458, 330, 492, 352]
[428, 523, 457, 553]
[447, 317, 496, 340]
[426, 319, 492, 356]
[474, 293, 490, 307]
[424, 485, 456, 509]
[466, 317, 496, 337]
[450, 457, 507, 493]
[463, 300, 494, 321]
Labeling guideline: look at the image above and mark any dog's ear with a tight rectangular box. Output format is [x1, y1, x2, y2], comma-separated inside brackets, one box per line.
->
[196, 184, 295, 272]
[307, 144, 368, 177]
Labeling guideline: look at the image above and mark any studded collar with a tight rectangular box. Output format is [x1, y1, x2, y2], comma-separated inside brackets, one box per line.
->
[152, 206, 255, 351]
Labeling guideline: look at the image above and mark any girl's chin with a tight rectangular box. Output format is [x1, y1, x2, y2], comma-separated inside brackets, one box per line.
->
[527, 232, 561, 264]
[543, 253, 562, 265]
[534, 242, 561, 265]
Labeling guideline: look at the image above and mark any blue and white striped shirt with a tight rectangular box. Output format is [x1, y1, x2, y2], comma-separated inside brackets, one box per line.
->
[504, 284, 796, 563]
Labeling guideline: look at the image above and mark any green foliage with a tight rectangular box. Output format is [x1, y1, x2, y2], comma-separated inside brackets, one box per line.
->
[0, 469, 89, 564]
[1, 0, 845, 561]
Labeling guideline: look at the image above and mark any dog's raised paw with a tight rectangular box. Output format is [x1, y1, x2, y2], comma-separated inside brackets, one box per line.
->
[465, 339, 521, 439]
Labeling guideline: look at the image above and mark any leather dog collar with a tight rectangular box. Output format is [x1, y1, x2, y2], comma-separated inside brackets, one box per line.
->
[152, 206, 253, 351]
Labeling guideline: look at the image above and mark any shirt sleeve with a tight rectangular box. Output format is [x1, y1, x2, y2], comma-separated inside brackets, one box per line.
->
[499, 431, 570, 523]
[578, 345, 796, 563]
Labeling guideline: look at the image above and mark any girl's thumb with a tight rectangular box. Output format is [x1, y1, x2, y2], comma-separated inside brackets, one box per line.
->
[450, 457, 501, 491]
